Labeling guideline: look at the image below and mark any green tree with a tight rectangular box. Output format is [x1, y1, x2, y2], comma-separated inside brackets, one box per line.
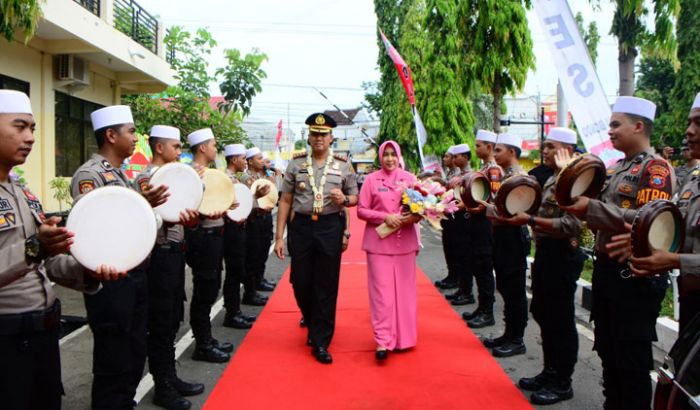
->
[216, 48, 268, 117]
[460, 0, 535, 132]
[599, 0, 679, 95]
[0, 0, 42, 43]
[575, 12, 601, 65]
[361, 81, 382, 117]
[164, 26, 218, 97]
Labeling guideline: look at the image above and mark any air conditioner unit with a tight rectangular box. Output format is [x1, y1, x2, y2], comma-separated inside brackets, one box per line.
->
[54, 55, 90, 85]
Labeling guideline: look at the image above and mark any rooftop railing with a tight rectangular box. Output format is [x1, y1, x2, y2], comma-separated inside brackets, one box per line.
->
[113, 0, 158, 54]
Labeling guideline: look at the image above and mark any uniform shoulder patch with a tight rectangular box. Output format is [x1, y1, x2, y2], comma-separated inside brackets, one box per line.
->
[79, 179, 96, 194]
[333, 154, 348, 162]
[293, 151, 307, 159]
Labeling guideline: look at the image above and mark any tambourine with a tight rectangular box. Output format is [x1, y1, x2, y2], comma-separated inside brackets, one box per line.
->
[494, 175, 542, 217]
[460, 171, 491, 208]
[67, 186, 157, 272]
[149, 162, 204, 223]
[555, 154, 606, 206]
[199, 169, 236, 216]
[226, 183, 254, 221]
[631, 199, 685, 258]
[251, 179, 279, 210]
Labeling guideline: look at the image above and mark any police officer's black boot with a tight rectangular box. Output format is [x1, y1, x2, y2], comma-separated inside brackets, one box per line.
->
[192, 340, 230, 363]
[223, 310, 252, 329]
[153, 379, 191, 410]
[450, 293, 475, 306]
[492, 337, 526, 357]
[518, 368, 556, 391]
[481, 334, 508, 348]
[242, 291, 268, 306]
[530, 378, 574, 405]
[467, 310, 495, 328]
[170, 374, 205, 396]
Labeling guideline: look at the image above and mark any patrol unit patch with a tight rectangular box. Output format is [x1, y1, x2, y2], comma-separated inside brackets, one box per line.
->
[0, 199, 12, 211]
[79, 179, 96, 194]
[618, 184, 633, 194]
[636, 188, 670, 204]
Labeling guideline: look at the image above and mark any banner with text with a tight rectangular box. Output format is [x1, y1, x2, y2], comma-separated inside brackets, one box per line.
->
[532, 0, 623, 166]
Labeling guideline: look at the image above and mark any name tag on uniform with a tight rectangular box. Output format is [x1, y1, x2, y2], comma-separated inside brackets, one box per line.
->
[298, 169, 308, 174]
[327, 170, 342, 176]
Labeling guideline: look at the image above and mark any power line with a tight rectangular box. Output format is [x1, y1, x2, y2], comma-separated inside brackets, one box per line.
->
[263, 83, 365, 91]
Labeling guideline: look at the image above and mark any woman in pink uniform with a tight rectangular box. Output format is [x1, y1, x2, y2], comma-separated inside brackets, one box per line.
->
[357, 140, 421, 361]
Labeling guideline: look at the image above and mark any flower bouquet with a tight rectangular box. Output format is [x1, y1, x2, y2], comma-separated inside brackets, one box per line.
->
[376, 180, 460, 239]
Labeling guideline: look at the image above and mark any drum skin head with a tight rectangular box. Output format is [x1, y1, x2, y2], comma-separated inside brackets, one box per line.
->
[66, 186, 157, 272]
[251, 179, 278, 210]
[494, 175, 542, 217]
[149, 163, 204, 223]
[199, 169, 236, 216]
[460, 172, 491, 208]
[555, 154, 606, 206]
[631, 199, 684, 258]
[226, 183, 254, 221]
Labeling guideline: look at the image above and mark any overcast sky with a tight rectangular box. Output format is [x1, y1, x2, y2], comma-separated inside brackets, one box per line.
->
[137, 0, 622, 135]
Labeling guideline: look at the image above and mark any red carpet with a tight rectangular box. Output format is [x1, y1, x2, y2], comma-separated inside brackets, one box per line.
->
[205, 209, 531, 409]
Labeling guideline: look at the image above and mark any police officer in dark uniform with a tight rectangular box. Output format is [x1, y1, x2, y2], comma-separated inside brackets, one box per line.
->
[445, 144, 475, 306]
[133, 125, 204, 410]
[70, 105, 170, 409]
[462, 130, 502, 328]
[482, 133, 531, 358]
[185, 128, 234, 363]
[0, 90, 123, 410]
[435, 146, 459, 289]
[274, 113, 358, 364]
[222, 143, 256, 328]
[499, 128, 585, 405]
[563, 96, 674, 409]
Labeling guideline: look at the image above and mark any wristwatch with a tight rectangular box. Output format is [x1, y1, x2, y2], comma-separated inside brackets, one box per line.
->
[343, 197, 350, 207]
[343, 232, 351, 239]
[25, 234, 45, 264]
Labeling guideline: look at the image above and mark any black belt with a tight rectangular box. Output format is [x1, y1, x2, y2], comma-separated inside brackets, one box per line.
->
[295, 212, 343, 221]
[250, 208, 272, 217]
[197, 226, 224, 235]
[0, 300, 61, 336]
[154, 241, 185, 253]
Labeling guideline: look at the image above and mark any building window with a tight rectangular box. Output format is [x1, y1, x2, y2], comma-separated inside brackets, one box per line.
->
[55, 92, 104, 177]
[0, 74, 30, 94]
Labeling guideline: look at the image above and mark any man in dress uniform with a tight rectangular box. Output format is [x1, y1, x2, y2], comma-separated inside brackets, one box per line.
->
[221, 143, 256, 329]
[675, 139, 698, 188]
[70, 105, 170, 409]
[274, 112, 358, 364]
[185, 128, 233, 363]
[562, 96, 674, 409]
[240, 146, 276, 306]
[629, 92, 700, 334]
[0, 90, 122, 410]
[133, 125, 204, 410]
[435, 146, 460, 290]
[499, 128, 585, 405]
[481, 133, 531, 357]
[462, 130, 502, 329]
[445, 144, 476, 306]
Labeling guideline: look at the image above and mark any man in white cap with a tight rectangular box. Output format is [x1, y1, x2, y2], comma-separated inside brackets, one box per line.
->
[434, 145, 460, 290]
[240, 146, 276, 303]
[185, 128, 234, 364]
[70, 104, 170, 409]
[497, 128, 584, 405]
[133, 126, 203, 409]
[562, 96, 674, 409]
[462, 130, 502, 329]
[481, 132, 531, 358]
[444, 143, 476, 306]
[0, 91, 123, 409]
[221, 143, 256, 329]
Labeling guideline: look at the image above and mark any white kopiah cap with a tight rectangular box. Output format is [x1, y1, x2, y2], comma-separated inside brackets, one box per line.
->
[446, 146, 456, 155]
[187, 128, 214, 146]
[475, 129, 497, 144]
[546, 127, 577, 145]
[0, 90, 32, 115]
[497, 133, 522, 149]
[452, 143, 471, 154]
[692, 92, 700, 111]
[612, 96, 656, 121]
[149, 125, 180, 141]
[90, 105, 134, 131]
[246, 147, 261, 159]
[224, 144, 246, 157]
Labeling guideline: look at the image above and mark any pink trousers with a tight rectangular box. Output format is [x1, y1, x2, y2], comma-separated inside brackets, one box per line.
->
[366, 252, 417, 350]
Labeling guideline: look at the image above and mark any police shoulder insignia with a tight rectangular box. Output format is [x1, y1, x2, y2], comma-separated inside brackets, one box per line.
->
[79, 179, 96, 194]
[293, 151, 307, 159]
[100, 159, 113, 170]
[333, 154, 347, 162]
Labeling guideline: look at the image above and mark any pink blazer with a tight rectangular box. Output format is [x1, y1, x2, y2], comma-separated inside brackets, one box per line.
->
[357, 169, 420, 255]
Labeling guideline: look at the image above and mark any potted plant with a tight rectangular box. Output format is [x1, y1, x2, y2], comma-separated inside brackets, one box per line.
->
[47, 177, 72, 226]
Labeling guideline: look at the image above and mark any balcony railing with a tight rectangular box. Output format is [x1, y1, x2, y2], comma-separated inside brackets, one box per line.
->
[113, 0, 158, 54]
[74, 0, 100, 16]
[165, 28, 176, 65]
